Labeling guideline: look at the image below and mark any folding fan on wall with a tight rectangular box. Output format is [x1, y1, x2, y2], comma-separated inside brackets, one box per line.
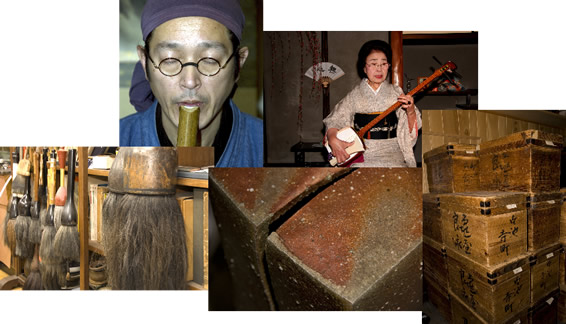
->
[305, 62, 345, 87]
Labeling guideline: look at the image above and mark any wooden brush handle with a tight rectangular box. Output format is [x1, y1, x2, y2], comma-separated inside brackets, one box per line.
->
[58, 149, 67, 187]
[48, 153, 57, 206]
[33, 151, 39, 201]
[39, 150, 44, 186]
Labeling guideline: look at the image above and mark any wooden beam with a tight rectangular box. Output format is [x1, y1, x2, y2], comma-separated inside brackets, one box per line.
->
[390, 31, 403, 89]
[78, 147, 89, 290]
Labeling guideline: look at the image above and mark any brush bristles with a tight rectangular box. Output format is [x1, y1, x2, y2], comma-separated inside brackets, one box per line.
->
[2, 205, 9, 246]
[40, 225, 58, 262]
[15, 216, 33, 258]
[23, 270, 43, 290]
[40, 207, 48, 228]
[54, 206, 64, 232]
[103, 194, 187, 290]
[53, 225, 80, 261]
[101, 192, 122, 252]
[6, 219, 16, 249]
[40, 262, 63, 290]
[28, 218, 42, 244]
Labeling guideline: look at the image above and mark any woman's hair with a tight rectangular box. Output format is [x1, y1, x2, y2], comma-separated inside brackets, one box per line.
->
[356, 40, 392, 79]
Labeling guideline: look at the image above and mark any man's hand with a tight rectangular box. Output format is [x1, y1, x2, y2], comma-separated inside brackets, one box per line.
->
[327, 128, 355, 164]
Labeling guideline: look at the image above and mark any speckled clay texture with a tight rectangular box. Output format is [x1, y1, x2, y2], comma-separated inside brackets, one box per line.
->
[267, 168, 422, 310]
[210, 168, 348, 310]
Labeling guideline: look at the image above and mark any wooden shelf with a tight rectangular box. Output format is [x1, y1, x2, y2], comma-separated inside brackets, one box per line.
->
[87, 168, 208, 188]
[88, 169, 109, 177]
[88, 240, 105, 255]
[177, 177, 208, 188]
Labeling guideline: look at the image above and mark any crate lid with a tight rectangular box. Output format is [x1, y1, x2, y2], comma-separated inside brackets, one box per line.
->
[479, 129, 563, 153]
[528, 243, 562, 266]
[526, 191, 563, 209]
[423, 142, 479, 161]
[439, 191, 528, 215]
[448, 249, 530, 284]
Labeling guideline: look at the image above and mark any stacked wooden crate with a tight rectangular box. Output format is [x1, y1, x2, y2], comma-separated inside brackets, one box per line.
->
[479, 130, 563, 323]
[423, 143, 481, 322]
[424, 130, 564, 323]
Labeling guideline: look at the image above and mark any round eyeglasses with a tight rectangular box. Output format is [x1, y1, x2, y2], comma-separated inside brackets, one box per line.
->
[366, 62, 389, 70]
[147, 51, 236, 77]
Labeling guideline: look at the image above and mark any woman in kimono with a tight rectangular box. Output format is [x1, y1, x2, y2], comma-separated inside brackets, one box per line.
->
[324, 40, 421, 167]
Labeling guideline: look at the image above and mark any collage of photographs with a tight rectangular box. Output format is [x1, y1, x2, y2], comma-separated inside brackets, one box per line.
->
[1, 0, 565, 324]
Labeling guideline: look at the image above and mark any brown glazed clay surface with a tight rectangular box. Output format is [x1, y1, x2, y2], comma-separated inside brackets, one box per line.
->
[271, 168, 422, 309]
[211, 168, 347, 225]
[210, 168, 348, 310]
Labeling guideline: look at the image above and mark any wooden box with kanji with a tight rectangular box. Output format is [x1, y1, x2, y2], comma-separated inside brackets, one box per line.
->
[424, 236, 448, 288]
[527, 192, 562, 251]
[449, 289, 529, 324]
[425, 273, 452, 323]
[424, 193, 443, 245]
[424, 143, 480, 194]
[528, 290, 559, 324]
[478, 130, 563, 193]
[440, 192, 528, 267]
[529, 244, 561, 305]
[447, 252, 530, 323]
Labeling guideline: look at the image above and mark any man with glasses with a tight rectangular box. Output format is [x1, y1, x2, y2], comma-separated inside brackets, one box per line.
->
[324, 39, 421, 167]
[120, 0, 263, 167]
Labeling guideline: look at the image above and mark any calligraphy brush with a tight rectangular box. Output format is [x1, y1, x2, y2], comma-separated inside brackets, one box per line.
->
[40, 150, 62, 289]
[39, 148, 49, 227]
[4, 152, 20, 249]
[2, 175, 13, 247]
[103, 147, 187, 289]
[14, 147, 34, 258]
[28, 149, 42, 244]
[23, 244, 43, 290]
[53, 149, 79, 262]
[11, 147, 26, 197]
[54, 149, 67, 231]
[5, 193, 18, 250]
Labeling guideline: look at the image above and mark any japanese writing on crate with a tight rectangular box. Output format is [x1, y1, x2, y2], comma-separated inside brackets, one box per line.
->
[459, 269, 478, 309]
[491, 153, 512, 188]
[539, 260, 554, 290]
[461, 161, 477, 184]
[452, 212, 472, 254]
[503, 275, 524, 314]
[498, 214, 519, 256]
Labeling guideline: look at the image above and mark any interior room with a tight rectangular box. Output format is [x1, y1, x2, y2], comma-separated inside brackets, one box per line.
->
[263, 31, 478, 166]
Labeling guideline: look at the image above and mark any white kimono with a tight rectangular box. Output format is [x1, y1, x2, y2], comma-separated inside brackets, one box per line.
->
[323, 79, 422, 167]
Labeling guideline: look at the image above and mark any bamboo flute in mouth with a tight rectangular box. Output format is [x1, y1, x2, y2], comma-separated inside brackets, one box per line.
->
[177, 105, 200, 147]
